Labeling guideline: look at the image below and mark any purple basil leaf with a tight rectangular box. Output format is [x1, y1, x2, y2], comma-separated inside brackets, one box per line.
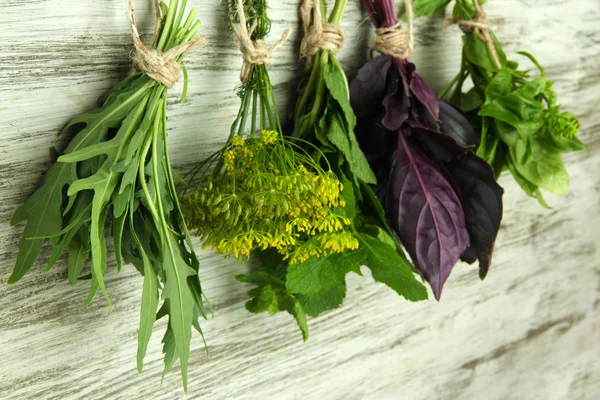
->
[410, 71, 440, 120]
[393, 58, 413, 97]
[383, 86, 410, 130]
[350, 55, 392, 119]
[409, 125, 470, 162]
[445, 153, 504, 279]
[387, 133, 469, 300]
[356, 110, 396, 156]
[410, 99, 440, 131]
[438, 102, 480, 148]
[461, 247, 478, 264]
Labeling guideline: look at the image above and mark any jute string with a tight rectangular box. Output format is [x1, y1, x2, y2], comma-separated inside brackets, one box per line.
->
[372, 0, 413, 59]
[300, 0, 346, 66]
[230, 0, 292, 82]
[128, 0, 207, 88]
[447, 0, 501, 70]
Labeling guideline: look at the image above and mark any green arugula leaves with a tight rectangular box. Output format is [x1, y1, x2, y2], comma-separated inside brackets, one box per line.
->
[9, 2, 206, 391]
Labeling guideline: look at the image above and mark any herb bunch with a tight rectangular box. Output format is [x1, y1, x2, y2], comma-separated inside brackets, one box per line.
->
[183, 1, 353, 278]
[235, 0, 430, 340]
[424, 0, 585, 206]
[351, 0, 503, 299]
[10, 0, 207, 390]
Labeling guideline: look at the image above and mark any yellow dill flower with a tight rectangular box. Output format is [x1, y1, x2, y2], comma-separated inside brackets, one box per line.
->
[317, 232, 360, 254]
[232, 136, 245, 147]
[261, 129, 279, 145]
[184, 130, 351, 263]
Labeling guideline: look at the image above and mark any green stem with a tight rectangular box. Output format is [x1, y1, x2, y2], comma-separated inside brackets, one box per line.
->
[157, 0, 179, 51]
[438, 69, 463, 100]
[329, 0, 347, 24]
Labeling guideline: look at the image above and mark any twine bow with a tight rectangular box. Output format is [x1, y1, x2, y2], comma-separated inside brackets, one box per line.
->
[447, 0, 502, 70]
[230, 0, 292, 82]
[128, 0, 207, 88]
[300, 0, 346, 67]
[372, 0, 413, 59]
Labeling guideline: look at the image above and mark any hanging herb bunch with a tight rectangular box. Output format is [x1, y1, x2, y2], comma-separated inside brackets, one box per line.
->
[184, 0, 353, 266]
[351, 0, 504, 299]
[231, 0, 430, 339]
[9, 0, 207, 390]
[182, 0, 371, 336]
[420, 0, 585, 206]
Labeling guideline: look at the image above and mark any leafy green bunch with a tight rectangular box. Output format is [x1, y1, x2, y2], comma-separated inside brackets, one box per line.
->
[236, 0, 429, 340]
[10, 0, 207, 390]
[183, 1, 353, 266]
[418, 0, 585, 206]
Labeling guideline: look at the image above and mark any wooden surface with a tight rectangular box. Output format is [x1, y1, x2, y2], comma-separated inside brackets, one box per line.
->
[1, 1, 599, 399]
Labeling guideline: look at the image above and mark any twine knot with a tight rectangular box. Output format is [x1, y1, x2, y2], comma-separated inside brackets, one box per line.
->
[231, 0, 292, 82]
[300, 0, 346, 66]
[447, 0, 501, 70]
[372, 0, 413, 59]
[128, 0, 207, 88]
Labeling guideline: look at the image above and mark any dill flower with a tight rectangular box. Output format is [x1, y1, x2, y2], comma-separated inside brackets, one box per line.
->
[184, 131, 349, 262]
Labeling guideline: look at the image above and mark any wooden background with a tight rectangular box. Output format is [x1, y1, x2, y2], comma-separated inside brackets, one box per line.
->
[0, 0, 598, 399]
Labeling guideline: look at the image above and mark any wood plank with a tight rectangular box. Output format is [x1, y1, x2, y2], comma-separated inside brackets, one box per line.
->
[0, 0, 598, 399]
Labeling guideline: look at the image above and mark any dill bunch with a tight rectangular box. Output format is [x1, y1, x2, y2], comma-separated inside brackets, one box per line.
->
[182, 0, 354, 263]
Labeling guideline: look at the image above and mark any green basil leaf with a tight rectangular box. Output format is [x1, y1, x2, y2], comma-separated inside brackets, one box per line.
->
[510, 138, 569, 195]
[412, 0, 451, 17]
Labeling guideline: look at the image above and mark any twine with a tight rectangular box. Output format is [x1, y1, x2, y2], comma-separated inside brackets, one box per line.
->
[300, 0, 346, 66]
[447, 0, 502, 70]
[128, 0, 207, 88]
[372, 0, 413, 59]
[230, 0, 292, 82]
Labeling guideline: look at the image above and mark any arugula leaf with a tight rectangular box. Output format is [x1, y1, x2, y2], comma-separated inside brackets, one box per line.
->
[9, 2, 207, 391]
[136, 245, 159, 373]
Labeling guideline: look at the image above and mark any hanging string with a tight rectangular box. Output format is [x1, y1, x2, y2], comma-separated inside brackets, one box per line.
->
[230, 0, 292, 82]
[300, 0, 346, 67]
[372, 0, 413, 59]
[447, 0, 502, 70]
[128, 0, 207, 88]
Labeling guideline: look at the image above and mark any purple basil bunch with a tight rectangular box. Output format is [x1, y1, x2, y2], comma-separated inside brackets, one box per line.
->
[351, 0, 503, 300]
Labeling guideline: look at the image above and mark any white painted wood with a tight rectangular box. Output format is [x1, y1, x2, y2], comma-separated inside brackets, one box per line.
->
[0, 0, 599, 399]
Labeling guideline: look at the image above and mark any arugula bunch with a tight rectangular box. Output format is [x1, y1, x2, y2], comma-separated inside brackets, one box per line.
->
[235, 0, 429, 340]
[9, 1, 207, 389]
[419, 0, 585, 206]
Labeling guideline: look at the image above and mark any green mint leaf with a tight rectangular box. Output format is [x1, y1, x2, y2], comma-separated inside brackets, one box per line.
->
[246, 285, 279, 315]
[323, 61, 377, 185]
[286, 248, 367, 295]
[358, 233, 428, 301]
[279, 296, 309, 341]
[297, 280, 347, 317]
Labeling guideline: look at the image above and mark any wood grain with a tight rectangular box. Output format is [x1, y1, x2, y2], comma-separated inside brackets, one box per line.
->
[0, 1, 599, 399]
